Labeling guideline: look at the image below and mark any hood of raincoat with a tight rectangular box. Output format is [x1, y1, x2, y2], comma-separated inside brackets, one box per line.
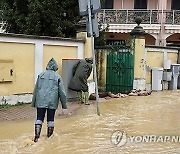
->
[85, 57, 93, 64]
[46, 58, 58, 71]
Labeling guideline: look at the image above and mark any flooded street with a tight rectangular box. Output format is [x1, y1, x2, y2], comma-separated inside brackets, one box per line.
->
[0, 91, 180, 154]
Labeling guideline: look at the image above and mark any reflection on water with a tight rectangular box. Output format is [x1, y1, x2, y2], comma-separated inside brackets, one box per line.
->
[0, 91, 180, 154]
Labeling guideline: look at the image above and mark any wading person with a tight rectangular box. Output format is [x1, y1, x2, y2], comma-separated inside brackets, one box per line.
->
[32, 58, 67, 142]
[68, 58, 93, 105]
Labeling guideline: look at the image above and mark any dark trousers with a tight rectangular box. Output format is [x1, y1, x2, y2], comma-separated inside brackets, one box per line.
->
[36, 108, 56, 122]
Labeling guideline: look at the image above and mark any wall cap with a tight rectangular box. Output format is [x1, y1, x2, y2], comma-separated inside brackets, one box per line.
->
[0, 33, 85, 43]
[146, 45, 180, 50]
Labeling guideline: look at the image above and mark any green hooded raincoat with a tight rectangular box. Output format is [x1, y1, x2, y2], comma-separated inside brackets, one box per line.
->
[68, 59, 92, 92]
[32, 58, 67, 109]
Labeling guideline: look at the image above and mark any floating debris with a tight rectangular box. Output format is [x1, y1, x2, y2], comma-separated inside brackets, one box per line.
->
[89, 89, 152, 100]
[89, 92, 128, 100]
[128, 89, 152, 96]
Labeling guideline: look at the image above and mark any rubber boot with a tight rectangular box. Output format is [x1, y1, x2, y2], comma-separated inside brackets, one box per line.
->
[47, 127, 54, 138]
[34, 124, 42, 142]
[84, 92, 90, 105]
[77, 91, 83, 104]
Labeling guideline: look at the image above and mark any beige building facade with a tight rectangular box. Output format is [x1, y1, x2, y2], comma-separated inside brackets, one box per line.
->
[0, 33, 92, 98]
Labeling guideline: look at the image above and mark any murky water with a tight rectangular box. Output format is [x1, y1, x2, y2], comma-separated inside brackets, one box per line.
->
[1, 91, 180, 154]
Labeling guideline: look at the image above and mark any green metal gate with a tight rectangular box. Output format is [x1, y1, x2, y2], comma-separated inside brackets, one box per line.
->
[106, 45, 134, 93]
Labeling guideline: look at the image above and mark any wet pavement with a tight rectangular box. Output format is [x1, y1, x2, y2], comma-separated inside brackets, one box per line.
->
[0, 102, 82, 122]
[0, 91, 180, 154]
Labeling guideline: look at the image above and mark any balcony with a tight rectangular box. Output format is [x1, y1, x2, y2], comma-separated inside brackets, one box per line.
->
[98, 9, 180, 25]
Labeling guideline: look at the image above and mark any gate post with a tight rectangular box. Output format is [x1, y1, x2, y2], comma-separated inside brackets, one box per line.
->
[130, 17, 146, 90]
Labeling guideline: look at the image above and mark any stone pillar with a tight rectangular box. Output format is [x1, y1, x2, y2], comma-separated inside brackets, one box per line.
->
[130, 17, 146, 90]
[76, 17, 92, 58]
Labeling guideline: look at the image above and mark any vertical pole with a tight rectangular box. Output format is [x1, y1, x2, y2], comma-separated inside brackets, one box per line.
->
[150, 10, 152, 24]
[87, 0, 100, 116]
[126, 10, 128, 24]
[172, 10, 175, 25]
[91, 36, 100, 116]
[160, 0, 164, 45]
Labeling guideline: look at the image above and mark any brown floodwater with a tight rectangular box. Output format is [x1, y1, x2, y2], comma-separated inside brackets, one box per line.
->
[0, 91, 180, 154]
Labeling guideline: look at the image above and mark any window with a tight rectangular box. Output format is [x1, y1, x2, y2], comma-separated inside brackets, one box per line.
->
[102, 0, 114, 9]
[171, 0, 180, 10]
[134, 0, 147, 9]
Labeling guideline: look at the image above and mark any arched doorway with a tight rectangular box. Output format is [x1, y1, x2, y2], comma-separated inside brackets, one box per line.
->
[145, 34, 156, 45]
[166, 33, 180, 47]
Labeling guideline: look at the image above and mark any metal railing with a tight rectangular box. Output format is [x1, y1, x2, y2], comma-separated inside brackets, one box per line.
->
[0, 9, 179, 25]
[164, 10, 180, 24]
[98, 9, 180, 25]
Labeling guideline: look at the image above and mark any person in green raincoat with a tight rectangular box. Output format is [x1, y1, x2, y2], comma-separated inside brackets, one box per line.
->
[32, 58, 67, 142]
[68, 58, 93, 105]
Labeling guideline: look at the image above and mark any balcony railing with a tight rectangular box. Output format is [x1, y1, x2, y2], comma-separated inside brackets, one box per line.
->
[98, 9, 180, 25]
[164, 10, 180, 24]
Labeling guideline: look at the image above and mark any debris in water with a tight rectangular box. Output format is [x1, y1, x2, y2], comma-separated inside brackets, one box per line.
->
[128, 89, 152, 96]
